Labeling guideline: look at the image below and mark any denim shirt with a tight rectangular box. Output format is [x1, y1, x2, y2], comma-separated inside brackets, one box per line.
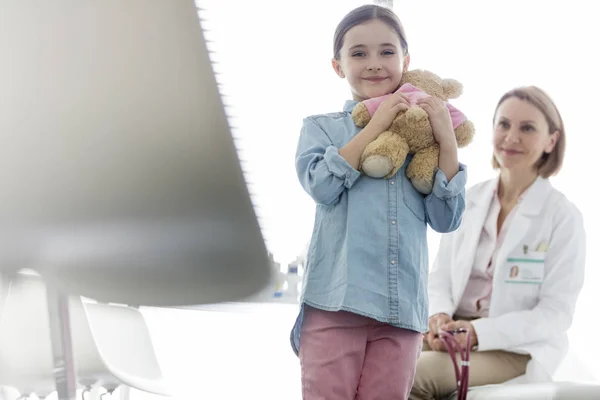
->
[290, 100, 467, 356]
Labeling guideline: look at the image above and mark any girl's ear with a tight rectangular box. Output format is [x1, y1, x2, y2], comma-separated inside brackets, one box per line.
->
[332, 58, 345, 78]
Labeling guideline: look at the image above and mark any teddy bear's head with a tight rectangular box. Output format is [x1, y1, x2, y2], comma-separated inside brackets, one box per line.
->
[401, 69, 463, 101]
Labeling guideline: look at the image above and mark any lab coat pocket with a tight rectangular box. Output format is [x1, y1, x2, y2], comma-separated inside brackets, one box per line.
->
[503, 257, 543, 308]
[526, 251, 547, 261]
[505, 281, 541, 309]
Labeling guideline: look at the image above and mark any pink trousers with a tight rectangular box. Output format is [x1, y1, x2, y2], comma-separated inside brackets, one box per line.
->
[300, 306, 422, 400]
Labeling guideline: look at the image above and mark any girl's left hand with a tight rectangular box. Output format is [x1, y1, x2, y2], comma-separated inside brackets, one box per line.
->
[417, 97, 457, 147]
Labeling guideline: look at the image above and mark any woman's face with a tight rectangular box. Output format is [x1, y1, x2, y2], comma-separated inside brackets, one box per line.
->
[492, 97, 558, 173]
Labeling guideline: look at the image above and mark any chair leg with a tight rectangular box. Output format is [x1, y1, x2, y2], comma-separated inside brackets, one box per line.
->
[118, 386, 130, 400]
[0, 388, 19, 400]
[0, 388, 24, 400]
[88, 387, 108, 400]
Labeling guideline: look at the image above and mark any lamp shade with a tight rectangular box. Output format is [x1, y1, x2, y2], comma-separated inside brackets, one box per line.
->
[0, 0, 271, 306]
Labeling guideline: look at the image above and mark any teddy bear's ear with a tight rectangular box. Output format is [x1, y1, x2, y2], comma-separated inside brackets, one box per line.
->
[442, 79, 463, 99]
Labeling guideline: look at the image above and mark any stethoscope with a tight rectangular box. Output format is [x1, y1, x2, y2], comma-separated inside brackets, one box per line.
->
[436, 328, 472, 400]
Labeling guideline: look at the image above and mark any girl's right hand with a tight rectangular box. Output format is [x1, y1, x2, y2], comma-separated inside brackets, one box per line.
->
[368, 92, 410, 134]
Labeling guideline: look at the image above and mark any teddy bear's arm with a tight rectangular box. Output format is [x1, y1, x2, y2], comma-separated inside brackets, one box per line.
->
[296, 118, 361, 206]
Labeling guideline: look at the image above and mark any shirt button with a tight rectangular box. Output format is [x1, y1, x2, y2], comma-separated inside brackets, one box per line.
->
[391, 260, 396, 265]
[390, 181, 395, 185]
[391, 220, 396, 225]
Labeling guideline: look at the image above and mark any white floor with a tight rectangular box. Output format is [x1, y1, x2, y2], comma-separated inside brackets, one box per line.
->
[136, 303, 303, 400]
[25, 302, 595, 400]
[136, 304, 599, 400]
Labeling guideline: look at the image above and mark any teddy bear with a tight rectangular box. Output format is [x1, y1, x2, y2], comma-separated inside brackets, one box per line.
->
[351, 69, 475, 194]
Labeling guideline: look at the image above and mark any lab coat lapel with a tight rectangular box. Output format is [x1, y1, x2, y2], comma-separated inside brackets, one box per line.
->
[453, 178, 497, 302]
[494, 177, 550, 273]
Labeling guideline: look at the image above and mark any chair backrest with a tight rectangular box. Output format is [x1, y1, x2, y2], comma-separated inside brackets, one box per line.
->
[0, 0, 271, 307]
[0, 274, 112, 396]
[82, 302, 170, 395]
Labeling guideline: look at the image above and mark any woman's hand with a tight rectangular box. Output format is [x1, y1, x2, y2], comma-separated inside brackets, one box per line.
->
[367, 92, 410, 134]
[426, 313, 453, 351]
[416, 96, 457, 148]
[440, 319, 479, 350]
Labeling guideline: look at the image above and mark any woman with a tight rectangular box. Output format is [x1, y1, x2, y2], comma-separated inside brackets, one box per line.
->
[409, 86, 586, 400]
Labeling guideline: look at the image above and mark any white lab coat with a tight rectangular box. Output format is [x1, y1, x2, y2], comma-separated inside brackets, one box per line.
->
[428, 176, 586, 384]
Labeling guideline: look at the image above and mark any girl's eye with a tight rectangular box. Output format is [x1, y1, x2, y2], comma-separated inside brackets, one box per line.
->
[498, 121, 509, 129]
[352, 51, 366, 57]
[382, 50, 395, 56]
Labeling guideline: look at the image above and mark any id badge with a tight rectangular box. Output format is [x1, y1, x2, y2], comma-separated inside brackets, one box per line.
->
[505, 254, 545, 284]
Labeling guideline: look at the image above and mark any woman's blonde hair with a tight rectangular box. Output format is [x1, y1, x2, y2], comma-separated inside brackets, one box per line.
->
[492, 86, 565, 178]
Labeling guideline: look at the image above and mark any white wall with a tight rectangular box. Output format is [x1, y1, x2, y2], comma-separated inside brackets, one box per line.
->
[136, 1, 600, 398]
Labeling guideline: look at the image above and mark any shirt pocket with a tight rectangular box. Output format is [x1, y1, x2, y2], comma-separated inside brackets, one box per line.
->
[402, 175, 426, 221]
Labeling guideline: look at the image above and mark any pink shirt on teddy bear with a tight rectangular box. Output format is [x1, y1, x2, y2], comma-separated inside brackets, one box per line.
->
[362, 83, 467, 129]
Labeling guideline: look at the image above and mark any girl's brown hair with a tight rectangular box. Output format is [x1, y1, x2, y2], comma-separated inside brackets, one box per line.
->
[333, 4, 408, 60]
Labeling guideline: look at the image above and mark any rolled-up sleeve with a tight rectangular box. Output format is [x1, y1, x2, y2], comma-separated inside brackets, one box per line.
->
[424, 163, 467, 233]
[295, 117, 361, 205]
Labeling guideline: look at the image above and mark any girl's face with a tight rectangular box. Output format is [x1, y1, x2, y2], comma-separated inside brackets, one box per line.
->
[332, 19, 409, 101]
[493, 97, 559, 174]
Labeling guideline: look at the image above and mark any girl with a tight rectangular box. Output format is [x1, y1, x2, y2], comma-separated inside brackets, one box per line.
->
[290, 4, 468, 400]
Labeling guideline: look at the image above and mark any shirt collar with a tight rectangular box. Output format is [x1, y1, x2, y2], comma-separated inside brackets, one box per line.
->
[343, 100, 360, 112]
[494, 178, 534, 204]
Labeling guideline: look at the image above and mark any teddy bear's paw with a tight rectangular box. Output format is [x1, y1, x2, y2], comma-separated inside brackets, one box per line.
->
[410, 178, 433, 195]
[405, 107, 429, 128]
[352, 104, 371, 128]
[362, 155, 393, 178]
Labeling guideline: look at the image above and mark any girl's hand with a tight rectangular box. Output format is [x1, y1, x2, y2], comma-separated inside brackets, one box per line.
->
[368, 92, 410, 134]
[417, 96, 457, 148]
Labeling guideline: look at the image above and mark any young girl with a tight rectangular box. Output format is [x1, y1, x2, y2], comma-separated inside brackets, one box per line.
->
[290, 4, 467, 400]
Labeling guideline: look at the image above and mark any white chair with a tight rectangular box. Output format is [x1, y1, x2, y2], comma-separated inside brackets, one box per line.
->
[0, 273, 170, 399]
[0, 387, 19, 400]
[82, 301, 171, 397]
